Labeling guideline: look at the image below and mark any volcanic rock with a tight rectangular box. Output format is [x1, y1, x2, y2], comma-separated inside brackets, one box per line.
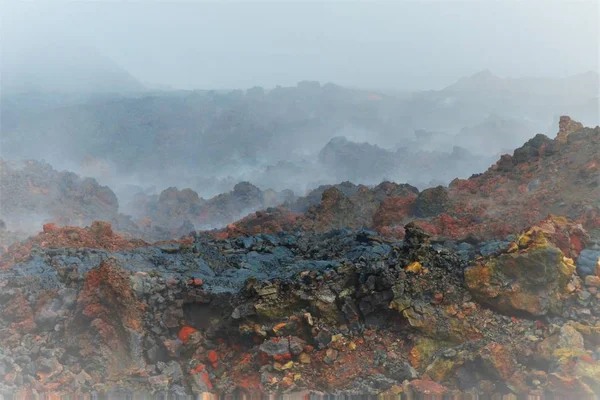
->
[465, 217, 579, 316]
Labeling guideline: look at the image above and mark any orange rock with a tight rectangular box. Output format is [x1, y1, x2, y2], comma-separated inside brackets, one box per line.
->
[178, 326, 198, 344]
[43, 223, 58, 233]
[304, 345, 315, 353]
[189, 278, 204, 287]
[273, 353, 292, 362]
[405, 261, 423, 274]
[207, 350, 219, 366]
[191, 363, 205, 374]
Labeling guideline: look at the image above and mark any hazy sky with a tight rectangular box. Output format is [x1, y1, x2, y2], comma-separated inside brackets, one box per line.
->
[2, 0, 599, 91]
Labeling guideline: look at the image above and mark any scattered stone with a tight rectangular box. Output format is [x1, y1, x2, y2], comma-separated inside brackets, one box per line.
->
[324, 349, 339, 365]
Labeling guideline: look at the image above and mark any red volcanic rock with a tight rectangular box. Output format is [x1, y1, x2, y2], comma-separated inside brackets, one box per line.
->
[130, 182, 295, 240]
[2, 219, 600, 396]
[1, 221, 148, 270]
[525, 215, 589, 259]
[178, 326, 198, 344]
[67, 259, 146, 374]
[217, 208, 300, 239]
[0, 290, 36, 336]
[1, 290, 33, 323]
[2, 118, 600, 397]
[207, 350, 219, 366]
[0, 160, 124, 233]
[372, 193, 418, 229]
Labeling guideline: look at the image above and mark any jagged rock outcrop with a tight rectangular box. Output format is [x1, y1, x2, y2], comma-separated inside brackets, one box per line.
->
[557, 115, 585, 144]
[67, 259, 147, 378]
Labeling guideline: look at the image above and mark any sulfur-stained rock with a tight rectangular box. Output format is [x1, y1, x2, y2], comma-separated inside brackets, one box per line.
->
[3, 213, 600, 396]
[409, 338, 441, 369]
[465, 225, 576, 316]
[424, 357, 461, 382]
[539, 324, 586, 368]
[405, 261, 422, 273]
[547, 372, 596, 397]
[569, 322, 600, 345]
[298, 353, 311, 364]
[556, 115, 585, 144]
[574, 359, 600, 388]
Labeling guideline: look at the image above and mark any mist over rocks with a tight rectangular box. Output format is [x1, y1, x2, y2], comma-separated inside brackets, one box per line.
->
[128, 182, 295, 238]
[3, 116, 599, 251]
[221, 117, 600, 244]
[0, 160, 127, 232]
[2, 72, 598, 199]
[0, 161, 297, 243]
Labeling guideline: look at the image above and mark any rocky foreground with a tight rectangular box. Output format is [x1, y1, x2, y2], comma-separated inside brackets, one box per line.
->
[1, 215, 600, 398]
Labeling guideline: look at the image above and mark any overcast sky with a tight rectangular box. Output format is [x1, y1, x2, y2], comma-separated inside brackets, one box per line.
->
[2, 0, 599, 91]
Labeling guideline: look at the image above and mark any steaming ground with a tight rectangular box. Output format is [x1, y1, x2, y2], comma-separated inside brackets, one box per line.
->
[2, 72, 598, 208]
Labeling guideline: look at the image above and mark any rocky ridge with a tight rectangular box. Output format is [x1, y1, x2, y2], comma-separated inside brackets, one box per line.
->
[222, 117, 600, 242]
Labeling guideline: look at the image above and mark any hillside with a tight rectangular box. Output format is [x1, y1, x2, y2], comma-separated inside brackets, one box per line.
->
[221, 117, 600, 241]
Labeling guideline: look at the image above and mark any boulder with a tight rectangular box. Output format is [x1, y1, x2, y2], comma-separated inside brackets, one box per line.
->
[465, 221, 577, 316]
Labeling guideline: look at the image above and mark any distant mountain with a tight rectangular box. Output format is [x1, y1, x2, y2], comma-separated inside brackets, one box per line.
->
[443, 69, 599, 98]
[1, 34, 144, 95]
[454, 115, 535, 155]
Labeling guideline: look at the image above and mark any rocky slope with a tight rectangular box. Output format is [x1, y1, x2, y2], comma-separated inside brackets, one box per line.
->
[1, 217, 600, 397]
[0, 161, 294, 243]
[0, 160, 138, 240]
[223, 117, 600, 242]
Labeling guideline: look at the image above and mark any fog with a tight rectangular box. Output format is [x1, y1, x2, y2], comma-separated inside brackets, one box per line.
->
[0, 0, 599, 237]
[2, 1, 598, 92]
